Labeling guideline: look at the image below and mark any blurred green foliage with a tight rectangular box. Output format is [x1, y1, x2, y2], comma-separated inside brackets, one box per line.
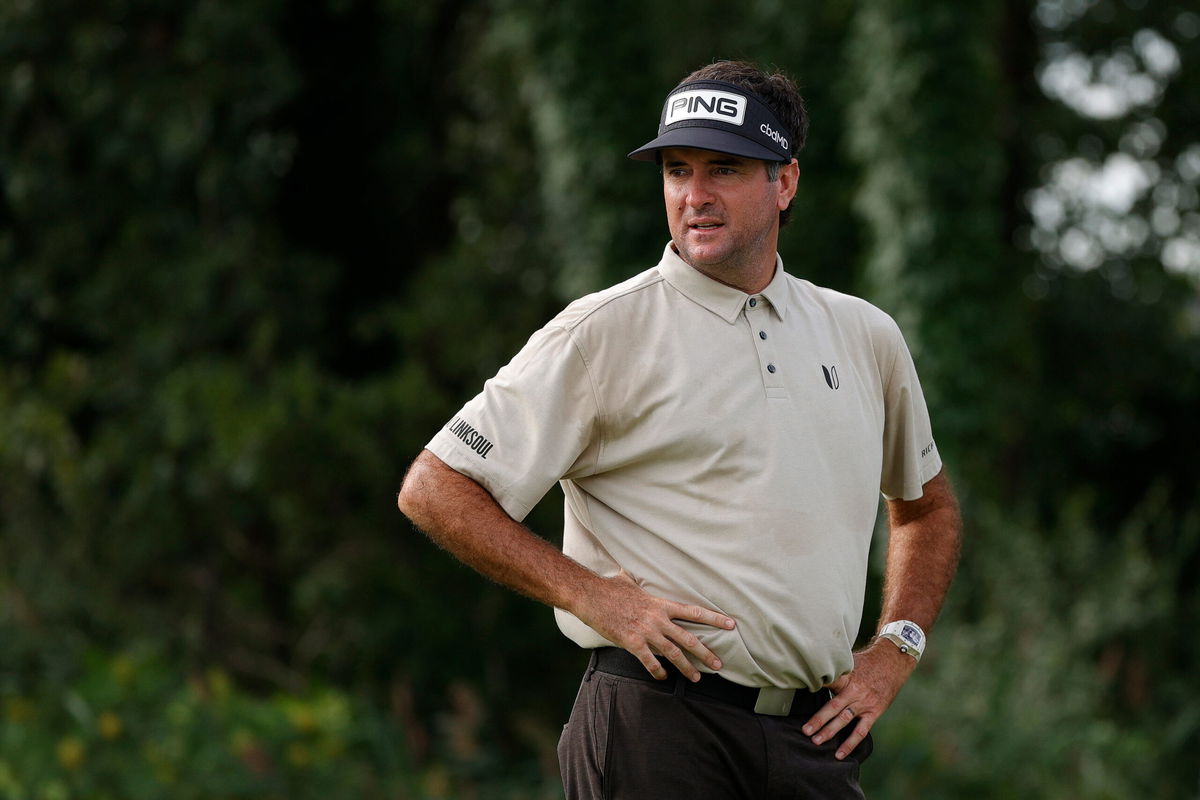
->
[1, 0, 1198, 796]
[0, 644, 560, 799]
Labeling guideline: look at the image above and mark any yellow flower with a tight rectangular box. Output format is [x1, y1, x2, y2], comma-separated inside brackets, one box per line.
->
[98, 711, 123, 740]
[287, 742, 312, 768]
[423, 765, 450, 798]
[56, 736, 85, 771]
[4, 697, 34, 724]
[154, 762, 178, 786]
[229, 727, 256, 754]
[206, 668, 232, 702]
[110, 655, 136, 686]
[284, 702, 317, 734]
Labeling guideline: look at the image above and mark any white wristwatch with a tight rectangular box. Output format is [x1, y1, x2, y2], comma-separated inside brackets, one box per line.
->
[878, 620, 925, 662]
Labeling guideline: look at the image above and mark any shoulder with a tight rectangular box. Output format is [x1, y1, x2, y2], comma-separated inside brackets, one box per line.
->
[783, 275, 912, 378]
[786, 274, 902, 339]
[497, 265, 667, 376]
[545, 265, 669, 334]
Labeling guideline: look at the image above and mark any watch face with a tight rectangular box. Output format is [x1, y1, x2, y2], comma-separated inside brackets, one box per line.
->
[900, 624, 921, 646]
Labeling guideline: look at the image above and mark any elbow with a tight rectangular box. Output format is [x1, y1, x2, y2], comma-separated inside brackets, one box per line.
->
[397, 450, 452, 524]
[396, 456, 429, 521]
[396, 473, 421, 521]
[397, 450, 482, 529]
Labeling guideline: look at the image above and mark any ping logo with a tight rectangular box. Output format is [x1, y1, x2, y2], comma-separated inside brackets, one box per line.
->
[665, 90, 746, 127]
[822, 365, 840, 390]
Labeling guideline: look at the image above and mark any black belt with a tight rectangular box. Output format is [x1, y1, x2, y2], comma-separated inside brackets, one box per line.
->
[589, 647, 829, 718]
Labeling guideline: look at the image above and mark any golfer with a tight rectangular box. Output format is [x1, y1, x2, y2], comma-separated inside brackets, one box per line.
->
[398, 59, 962, 799]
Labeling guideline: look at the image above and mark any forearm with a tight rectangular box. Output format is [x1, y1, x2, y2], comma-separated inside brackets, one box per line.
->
[397, 449, 602, 614]
[878, 470, 962, 633]
[804, 470, 961, 755]
[397, 449, 735, 680]
[803, 471, 958, 756]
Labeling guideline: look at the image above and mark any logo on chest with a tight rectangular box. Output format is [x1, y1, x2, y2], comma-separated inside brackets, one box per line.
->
[821, 364, 840, 390]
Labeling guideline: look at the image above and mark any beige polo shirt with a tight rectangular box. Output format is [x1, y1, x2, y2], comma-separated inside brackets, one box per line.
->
[426, 243, 942, 690]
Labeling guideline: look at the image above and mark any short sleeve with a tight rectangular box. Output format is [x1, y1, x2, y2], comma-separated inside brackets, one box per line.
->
[425, 323, 602, 521]
[878, 321, 942, 501]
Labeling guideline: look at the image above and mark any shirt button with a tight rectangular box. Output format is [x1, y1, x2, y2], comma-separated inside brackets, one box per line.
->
[748, 298, 757, 307]
[759, 331, 767, 340]
[767, 364, 777, 373]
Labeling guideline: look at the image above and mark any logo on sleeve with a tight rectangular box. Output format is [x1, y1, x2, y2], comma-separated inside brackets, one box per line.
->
[822, 364, 840, 390]
[664, 90, 747, 127]
[447, 416, 495, 459]
[921, 441, 936, 459]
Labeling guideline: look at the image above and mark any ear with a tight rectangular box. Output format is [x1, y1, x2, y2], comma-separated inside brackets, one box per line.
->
[776, 159, 800, 211]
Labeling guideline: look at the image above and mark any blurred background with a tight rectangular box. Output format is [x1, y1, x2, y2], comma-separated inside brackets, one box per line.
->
[1, 0, 1198, 797]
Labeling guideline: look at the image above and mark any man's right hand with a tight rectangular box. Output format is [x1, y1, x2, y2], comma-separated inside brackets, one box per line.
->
[399, 452, 735, 683]
[572, 570, 736, 683]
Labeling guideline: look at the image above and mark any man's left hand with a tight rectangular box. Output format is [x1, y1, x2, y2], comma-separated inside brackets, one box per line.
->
[801, 639, 917, 760]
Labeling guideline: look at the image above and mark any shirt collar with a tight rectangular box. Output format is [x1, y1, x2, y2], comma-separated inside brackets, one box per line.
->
[657, 243, 789, 324]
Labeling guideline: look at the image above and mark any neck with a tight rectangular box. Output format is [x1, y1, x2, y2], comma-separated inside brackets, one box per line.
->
[670, 243, 778, 294]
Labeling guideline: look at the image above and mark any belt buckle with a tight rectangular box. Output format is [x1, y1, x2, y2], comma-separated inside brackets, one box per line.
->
[753, 687, 795, 716]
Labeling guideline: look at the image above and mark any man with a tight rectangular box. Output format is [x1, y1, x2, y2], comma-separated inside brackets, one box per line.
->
[398, 60, 961, 798]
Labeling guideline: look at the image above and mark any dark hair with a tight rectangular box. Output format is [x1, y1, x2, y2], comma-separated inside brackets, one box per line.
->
[679, 61, 808, 226]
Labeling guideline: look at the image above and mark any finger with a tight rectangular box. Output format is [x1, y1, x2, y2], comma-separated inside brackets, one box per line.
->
[668, 602, 736, 631]
[802, 698, 840, 737]
[653, 637, 703, 682]
[663, 602, 734, 672]
[662, 623, 723, 673]
[803, 696, 858, 743]
[631, 647, 669, 680]
[834, 720, 872, 761]
[810, 710, 853, 745]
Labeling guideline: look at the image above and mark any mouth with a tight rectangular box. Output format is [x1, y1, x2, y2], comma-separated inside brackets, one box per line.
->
[688, 220, 725, 231]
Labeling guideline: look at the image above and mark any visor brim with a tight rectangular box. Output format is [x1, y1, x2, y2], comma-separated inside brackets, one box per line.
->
[628, 127, 787, 163]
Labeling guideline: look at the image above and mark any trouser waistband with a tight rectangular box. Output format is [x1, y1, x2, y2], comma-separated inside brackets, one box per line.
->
[589, 647, 829, 718]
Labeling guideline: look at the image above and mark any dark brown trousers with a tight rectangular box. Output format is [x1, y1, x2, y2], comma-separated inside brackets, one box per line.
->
[558, 653, 872, 800]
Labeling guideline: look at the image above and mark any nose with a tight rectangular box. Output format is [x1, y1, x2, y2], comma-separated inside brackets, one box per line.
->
[683, 173, 716, 209]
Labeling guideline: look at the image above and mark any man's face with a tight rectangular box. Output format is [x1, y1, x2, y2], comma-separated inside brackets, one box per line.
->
[661, 147, 797, 280]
